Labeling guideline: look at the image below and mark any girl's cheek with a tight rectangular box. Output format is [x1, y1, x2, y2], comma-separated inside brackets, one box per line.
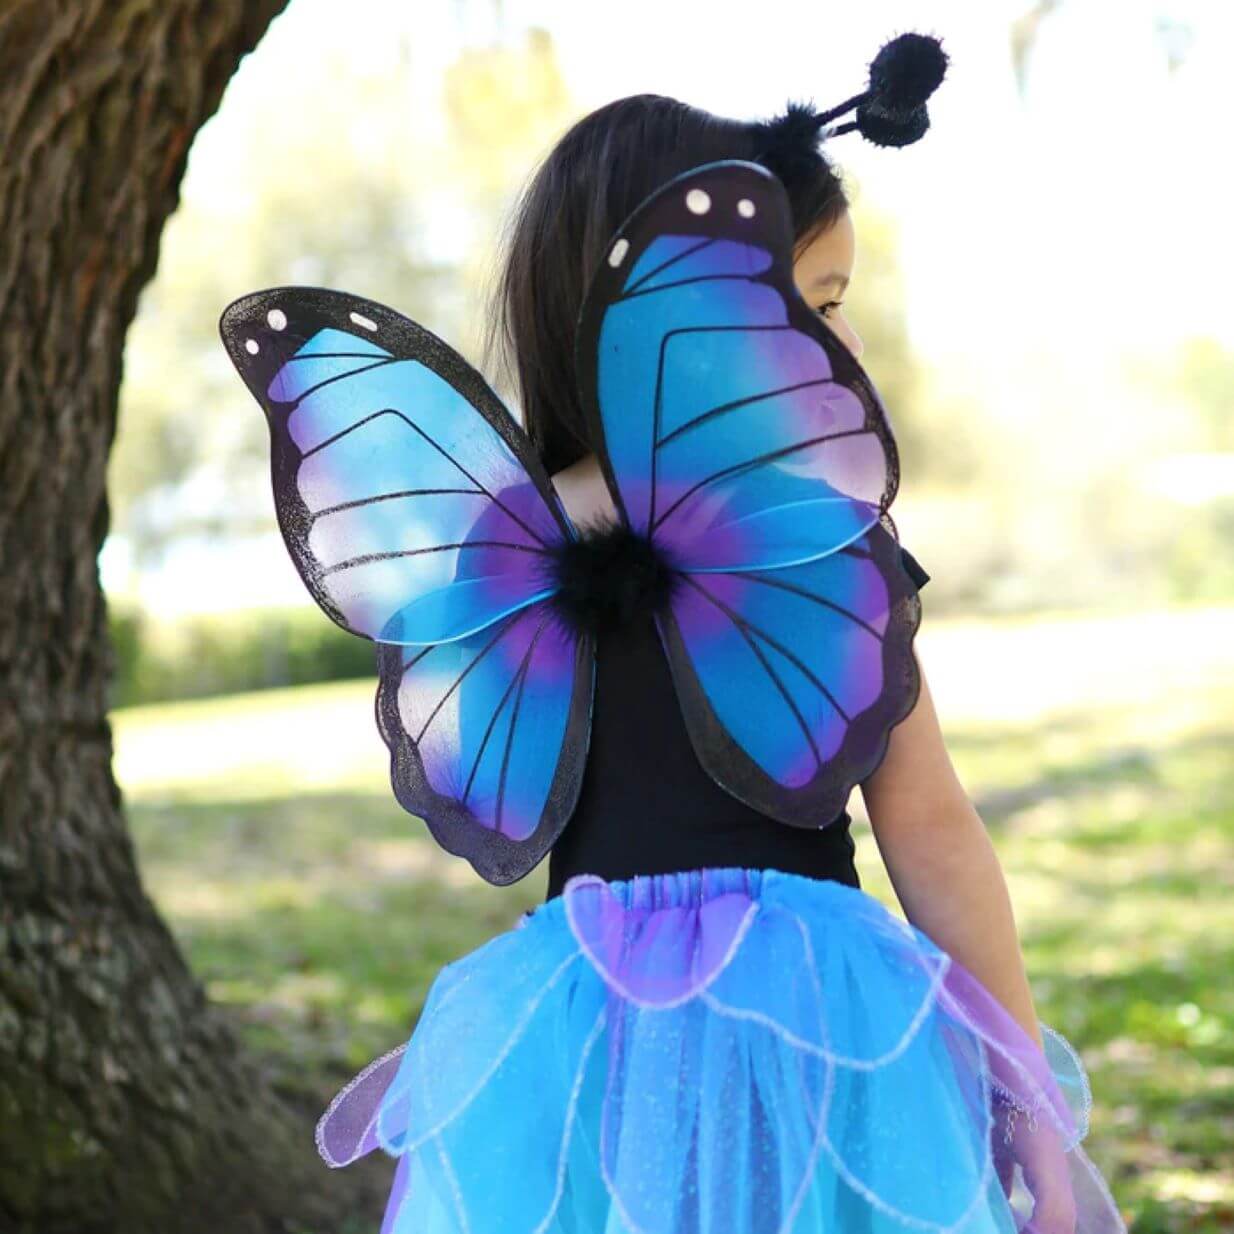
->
[834, 313, 863, 362]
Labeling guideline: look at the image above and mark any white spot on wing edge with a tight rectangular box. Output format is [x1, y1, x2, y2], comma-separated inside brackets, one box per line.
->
[685, 188, 711, 215]
[244, 339, 259, 355]
[608, 238, 630, 267]
[266, 308, 287, 330]
[737, 198, 756, 218]
[349, 311, 378, 332]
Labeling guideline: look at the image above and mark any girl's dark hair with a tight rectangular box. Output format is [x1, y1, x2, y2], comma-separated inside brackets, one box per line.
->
[485, 95, 850, 476]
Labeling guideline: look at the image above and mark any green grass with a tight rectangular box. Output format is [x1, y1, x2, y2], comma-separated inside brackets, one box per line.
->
[113, 607, 1234, 1231]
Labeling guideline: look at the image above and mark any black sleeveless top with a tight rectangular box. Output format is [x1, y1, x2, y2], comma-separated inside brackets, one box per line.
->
[545, 547, 930, 901]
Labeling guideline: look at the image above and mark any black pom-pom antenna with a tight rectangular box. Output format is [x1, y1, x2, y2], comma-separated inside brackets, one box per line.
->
[755, 29, 949, 167]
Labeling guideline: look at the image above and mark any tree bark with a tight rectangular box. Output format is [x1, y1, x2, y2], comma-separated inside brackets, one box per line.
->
[0, 2, 372, 1229]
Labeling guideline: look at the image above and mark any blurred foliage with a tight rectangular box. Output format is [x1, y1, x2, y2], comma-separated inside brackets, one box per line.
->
[1161, 334, 1234, 452]
[443, 27, 571, 199]
[107, 604, 373, 709]
[896, 326, 1234, 616]
[843, 199, 932, 478]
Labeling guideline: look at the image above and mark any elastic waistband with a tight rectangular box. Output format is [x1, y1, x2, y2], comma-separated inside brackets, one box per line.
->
[525, 865, 863, 931]
[528, 868, 839, 927]
[592, 865, 767, 910]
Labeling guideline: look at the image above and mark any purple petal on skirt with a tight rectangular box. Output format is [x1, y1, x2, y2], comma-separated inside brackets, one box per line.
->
[315, 1042, 406, 1167]
[564, 870, 760, 1007]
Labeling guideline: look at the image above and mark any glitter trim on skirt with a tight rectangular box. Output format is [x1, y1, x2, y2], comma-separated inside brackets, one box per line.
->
[316, 867, 1127, 1234]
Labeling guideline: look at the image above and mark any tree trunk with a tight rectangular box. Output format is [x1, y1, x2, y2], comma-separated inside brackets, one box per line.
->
[0, 3, 373, 1229]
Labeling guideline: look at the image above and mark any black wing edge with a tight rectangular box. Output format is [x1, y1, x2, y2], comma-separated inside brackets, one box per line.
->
[654, 513, 923, 830]
[573, 159, 903, 533]
[372, 614, 597, 886]
[217, 285, 577, 637]
[899, 546, 931, 590]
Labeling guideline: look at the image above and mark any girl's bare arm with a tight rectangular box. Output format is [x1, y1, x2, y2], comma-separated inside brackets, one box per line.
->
[859, 649, 1044, 1049]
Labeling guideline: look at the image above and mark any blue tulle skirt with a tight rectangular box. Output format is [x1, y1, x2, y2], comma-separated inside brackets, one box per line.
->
[316, 867, 1126, 1234]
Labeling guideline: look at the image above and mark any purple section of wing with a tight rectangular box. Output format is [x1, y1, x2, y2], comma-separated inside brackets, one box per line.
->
[563, 872, 758, 1007]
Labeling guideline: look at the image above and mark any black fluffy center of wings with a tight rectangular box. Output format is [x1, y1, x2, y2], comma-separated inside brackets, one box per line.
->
[548, 518, 678, 635]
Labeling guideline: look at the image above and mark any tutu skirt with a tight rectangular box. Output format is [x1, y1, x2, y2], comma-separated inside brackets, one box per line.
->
[316, 867, 1126, 1234]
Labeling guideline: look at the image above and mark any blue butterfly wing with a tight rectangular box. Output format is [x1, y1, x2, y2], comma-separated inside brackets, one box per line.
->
[219, 287, 593, 883]
[220, 288, 567, 644]
[656, 518, 922, 821]
[576, 162, 921, 824]
[577, 162, 896, 573]
[376, 604, 593, 886]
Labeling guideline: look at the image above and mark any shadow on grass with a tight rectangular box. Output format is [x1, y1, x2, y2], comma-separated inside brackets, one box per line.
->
[955, 723, 1233, 831]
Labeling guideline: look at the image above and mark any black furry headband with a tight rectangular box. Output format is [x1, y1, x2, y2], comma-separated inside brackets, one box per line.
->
[754, 30, 949, 179]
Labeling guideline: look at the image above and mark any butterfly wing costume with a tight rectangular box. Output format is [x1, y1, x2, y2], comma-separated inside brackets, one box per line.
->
[219, 160, 1126, 1234]
[219, 160, 921, 887]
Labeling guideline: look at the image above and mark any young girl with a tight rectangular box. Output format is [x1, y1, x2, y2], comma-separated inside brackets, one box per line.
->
[221, 30, 1127, 1234]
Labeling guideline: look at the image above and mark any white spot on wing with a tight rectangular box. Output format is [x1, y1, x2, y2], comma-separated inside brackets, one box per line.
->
[244, 339, 259, 355]
[686, 188, 711, 215]
[267, 308, 287, 330]
[737, 198, 756, 218]
[349, 311, 377, 332]
[608, 238, 630, 267]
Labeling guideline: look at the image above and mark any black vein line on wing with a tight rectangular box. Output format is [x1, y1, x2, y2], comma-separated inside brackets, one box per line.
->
[270, 356, 392, 406]
[461, 612, 545, 818]
[728, 569, 885, 642]
[321, 540, 545, 578]
[314, 487, 481, 521]
[655, 378, 832, 449]
[649, 324, 783, 531]
[651, 427, 873, 533]
[278, 350, 392, 370]
[678, 574, 826, 768]
[680, 572, 852, 725]
[297, 402, 552, 549]
[413, 611, 522, 743]
[623, 237, 715, 295]
[494, 610, 552, 834]
[400, 643, 436, 676]
[618, 271, 769, 303]
[283, 350, 393, 364]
